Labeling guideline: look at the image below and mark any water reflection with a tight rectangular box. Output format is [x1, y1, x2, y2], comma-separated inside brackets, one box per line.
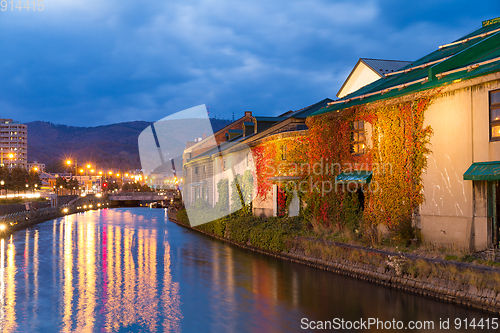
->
[0, 208, 497, 332]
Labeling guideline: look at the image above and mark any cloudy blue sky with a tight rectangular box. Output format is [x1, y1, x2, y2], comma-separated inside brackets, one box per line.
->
[0, 0, 498, 126]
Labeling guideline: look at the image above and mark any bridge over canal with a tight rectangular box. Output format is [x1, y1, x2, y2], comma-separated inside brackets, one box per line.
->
[108, 192, 179, 207]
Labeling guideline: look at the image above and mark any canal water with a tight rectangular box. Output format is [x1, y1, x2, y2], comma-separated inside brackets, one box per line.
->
[0, 208, 497, 332]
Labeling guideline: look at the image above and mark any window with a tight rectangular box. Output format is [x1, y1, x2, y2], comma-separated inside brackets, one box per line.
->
[195, 166, 199, 174]
[490, 90, 500, 141]
[351, 120, 366, 155]
[281, 145, 287, 160]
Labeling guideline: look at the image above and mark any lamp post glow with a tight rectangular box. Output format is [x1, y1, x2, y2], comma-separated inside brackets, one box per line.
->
[66, 158, 80, 189]
[4, 152, 15, 168]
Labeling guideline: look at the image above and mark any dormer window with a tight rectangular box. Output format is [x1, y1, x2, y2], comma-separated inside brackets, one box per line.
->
[490, 89, 500, 141]
[351, 120, 366, 155]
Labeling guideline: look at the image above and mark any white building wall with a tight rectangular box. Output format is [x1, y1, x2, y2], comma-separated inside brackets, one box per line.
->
[338, 63, 381, 98]
[420, 73, 500, 250]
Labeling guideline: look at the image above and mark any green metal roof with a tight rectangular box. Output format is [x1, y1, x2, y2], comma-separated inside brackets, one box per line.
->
[312, 20, 500, 117]
[336, 171, 373, 184]
[463, 161, 500, 181]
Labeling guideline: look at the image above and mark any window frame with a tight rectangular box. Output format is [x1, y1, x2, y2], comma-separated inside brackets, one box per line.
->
[281, 145, 287, 161]
[351, 120, 366, 155]
[490, 89, 500, 141]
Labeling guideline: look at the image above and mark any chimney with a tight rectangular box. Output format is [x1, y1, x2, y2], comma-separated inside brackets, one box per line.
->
[202, 133, 207, 139]
[244, 111, 252, 117]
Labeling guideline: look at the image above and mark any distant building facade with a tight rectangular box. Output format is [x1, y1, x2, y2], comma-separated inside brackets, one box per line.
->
[27, 161, 46, 173]
[0, 119, 27, 169]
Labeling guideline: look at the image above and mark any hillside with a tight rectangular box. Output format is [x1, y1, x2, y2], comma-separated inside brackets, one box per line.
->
[27, 118, 232, 172]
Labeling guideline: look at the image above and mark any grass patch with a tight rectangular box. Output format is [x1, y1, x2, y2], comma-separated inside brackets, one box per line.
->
[476, 259, 500, 268]
[445, 254, 475, 263]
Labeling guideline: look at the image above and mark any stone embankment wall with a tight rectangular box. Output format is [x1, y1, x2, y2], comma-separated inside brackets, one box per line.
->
[0, 195, 110, 236]
[168, 213, 500, 314]
[286, 249, 500, 314]
[0, 201, 51, 215]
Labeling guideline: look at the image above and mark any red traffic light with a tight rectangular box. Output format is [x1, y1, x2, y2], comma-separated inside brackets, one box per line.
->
[103, 182, 108, 188]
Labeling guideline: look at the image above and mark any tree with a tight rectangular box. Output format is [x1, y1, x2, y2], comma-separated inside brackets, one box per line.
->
[67, 178, 79, 195]
[0, 166, 10, 196]
[9, 167, 29, 194]
[141, 184, 152, 192]
[28, 170, 43, 192]
[55, 176, 68, 195]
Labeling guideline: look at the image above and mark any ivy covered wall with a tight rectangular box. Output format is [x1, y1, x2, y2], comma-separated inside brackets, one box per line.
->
[251, 93, 436, 241]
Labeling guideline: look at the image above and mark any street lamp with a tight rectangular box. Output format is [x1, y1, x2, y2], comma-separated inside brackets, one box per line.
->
[66, 158, 80, 190]
[86, 164, 92, 188]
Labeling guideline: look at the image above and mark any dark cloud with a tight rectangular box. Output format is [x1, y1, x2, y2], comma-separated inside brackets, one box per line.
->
[0, 0, 498, 125]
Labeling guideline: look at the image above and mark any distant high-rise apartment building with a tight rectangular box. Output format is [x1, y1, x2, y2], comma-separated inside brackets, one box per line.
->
[0, 119, 27, 169]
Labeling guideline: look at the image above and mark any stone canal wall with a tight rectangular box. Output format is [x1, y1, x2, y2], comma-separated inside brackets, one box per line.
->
[0, 195, 110, 236]
[168, 212, 500, 315]
[285, 249, 500, 314]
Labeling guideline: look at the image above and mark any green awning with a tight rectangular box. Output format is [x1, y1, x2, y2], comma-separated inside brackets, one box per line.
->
[463, 161, 500, 181]
[336, 171, 373, 184]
